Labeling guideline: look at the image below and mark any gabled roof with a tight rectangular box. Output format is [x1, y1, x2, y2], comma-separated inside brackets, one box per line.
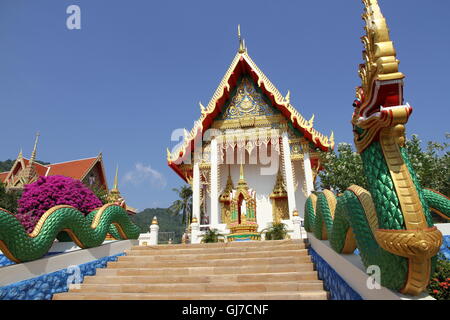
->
[0, 172, 8, 183]
[2, 154, 108, 190]
[46, 157, 98, 180]
[167, 47, 334, 180]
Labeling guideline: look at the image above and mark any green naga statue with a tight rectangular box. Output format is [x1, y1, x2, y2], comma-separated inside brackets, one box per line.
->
[0, 204, 140, 263]
[304, 0, 450, 296]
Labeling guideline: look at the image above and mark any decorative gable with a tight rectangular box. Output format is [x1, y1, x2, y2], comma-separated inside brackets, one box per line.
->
[217, 76, 280, 121]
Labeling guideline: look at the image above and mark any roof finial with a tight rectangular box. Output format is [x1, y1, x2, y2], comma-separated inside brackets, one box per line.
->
[29, 132, 40, 165]
[238, 24, 246, 53]
[18, 148, 23, 159]
[113, 165, 119, 190]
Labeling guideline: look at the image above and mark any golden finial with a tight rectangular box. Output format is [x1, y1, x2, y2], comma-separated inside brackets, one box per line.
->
[113, 165, 119, 191]
[192, 216, 198, 224]
[199, 101, 206, 113]
[167, 148, 172, 161]
[308, 114, 315, 127]
[293, 209, 299, 217]
[285, 90, 291, 104]
[18, 148, 23, 159]
[29, 132, 40, 164]
[240, 162, 244, 180]
[151, 216, 158, 225]
[238, 24, 246, 53]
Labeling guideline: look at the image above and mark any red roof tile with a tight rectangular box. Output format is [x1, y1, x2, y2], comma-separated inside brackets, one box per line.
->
[46, 158, 98, 180]
[0, 172, 8, 183]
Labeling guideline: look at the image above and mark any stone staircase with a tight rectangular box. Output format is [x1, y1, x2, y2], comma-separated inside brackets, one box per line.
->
[53, 239, 328, 300]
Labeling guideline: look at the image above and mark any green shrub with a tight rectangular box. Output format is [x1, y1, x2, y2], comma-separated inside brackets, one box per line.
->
[261, 222, 288, 240]
[428, 254, 450, 300]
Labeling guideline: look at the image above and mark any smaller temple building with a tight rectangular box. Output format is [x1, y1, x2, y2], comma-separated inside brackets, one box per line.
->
[0, 133, 108, 192]
[0, 133, 136, 214]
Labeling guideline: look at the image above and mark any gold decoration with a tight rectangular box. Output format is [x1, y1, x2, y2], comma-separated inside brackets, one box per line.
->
[270, 168, 289, 222]
[219, 166, 234, 224]
[151, 216, 158, 225]
[167, 46, 334, 172]
[359, 0, 404, 102]
[375, 227, 442, 295]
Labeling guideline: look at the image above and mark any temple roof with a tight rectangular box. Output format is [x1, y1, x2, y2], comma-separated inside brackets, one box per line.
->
[1, 154, 108, 189]
[46, 157, 99, 180]
[167, 41, 334, 181]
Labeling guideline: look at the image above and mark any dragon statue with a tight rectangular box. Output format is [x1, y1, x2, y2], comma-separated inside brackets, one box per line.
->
[0, 203, 140, 263]
[304, 0, 450, 296]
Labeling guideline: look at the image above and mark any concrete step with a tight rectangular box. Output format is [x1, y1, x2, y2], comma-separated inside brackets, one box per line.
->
[125, 243, 306, 256]
[53, 290, 328, 300]
[83, 271, 321, 285]
[68, 281, 324, 294]
[119, 249, 308, 262]
[108, 255, 310, 269]
[95, 263, 316, 276]
[130, 239, 306, 251]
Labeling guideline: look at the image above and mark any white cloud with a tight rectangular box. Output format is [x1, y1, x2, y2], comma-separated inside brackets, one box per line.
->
[123, 163, 167, 189]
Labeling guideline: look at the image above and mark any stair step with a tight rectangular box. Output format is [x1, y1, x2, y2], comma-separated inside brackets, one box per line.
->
[119, 249, 308, 261]
[83, 272, 321, 284]
[95, 263, 315, 276]
[51, 239, 327, 300]
[125, 244, 306, 256]
[68, 281, 324, 293]
[108, 256, 310, 269]
[53, 290, 328, 300]
[130, 239, 305, 251]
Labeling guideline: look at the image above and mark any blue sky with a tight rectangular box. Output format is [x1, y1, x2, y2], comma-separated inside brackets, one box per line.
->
[0, 1, 448, 210]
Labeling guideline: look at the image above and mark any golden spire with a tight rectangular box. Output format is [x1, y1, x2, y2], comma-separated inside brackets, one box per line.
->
[108, 165, 122, 203]
[238, 24, 246, 53]
[220, 165, 234, 203]
[29, 132, 40, 165]
[18, 148, 23, 159]
[113, 165, 119, 191]
[270, 167, 287, 199]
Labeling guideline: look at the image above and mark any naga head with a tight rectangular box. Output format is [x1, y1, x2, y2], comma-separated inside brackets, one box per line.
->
[353, 0, 410, 153]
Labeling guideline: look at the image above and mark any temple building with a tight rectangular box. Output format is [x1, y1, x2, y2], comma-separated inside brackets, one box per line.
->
[0, 133, 108, 192]
[167, 28, 334, 242]
[0, 135, 136, 215]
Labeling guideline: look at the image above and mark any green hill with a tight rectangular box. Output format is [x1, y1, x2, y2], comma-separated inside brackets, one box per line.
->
[131, 208, 186, 244]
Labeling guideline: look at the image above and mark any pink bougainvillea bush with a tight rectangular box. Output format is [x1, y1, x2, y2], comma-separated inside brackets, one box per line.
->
[16, 175, 103, 233]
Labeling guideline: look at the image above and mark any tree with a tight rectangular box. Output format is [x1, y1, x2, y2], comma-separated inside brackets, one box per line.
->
[405, 134, 449, 196]
[16, 175, 103, 233]
[318, 134, 449, 197]
[0, 182, 20, 213]
[168, 185, 192, 230]
[318, 142, 367, 193]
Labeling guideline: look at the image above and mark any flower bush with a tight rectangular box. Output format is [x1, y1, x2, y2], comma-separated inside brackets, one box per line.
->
[16, 175, 103, 233]
[428, 254, 450, 300]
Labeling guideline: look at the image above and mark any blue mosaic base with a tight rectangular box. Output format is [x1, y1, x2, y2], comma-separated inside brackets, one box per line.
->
[308, 247, 363, 300]
[0, 253, 124, 300]
[440, 235, 450, 260]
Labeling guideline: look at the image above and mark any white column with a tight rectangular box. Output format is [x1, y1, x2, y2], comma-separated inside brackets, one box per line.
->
[149, 216, 159, 245]
[291, 210, 302, 240]
[191, 162, 201, 243]
[282, 132, 297, 220]
[192, 162, 201, 222]
[210, 138, 219, 228]
[303, 148, 315, 196]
